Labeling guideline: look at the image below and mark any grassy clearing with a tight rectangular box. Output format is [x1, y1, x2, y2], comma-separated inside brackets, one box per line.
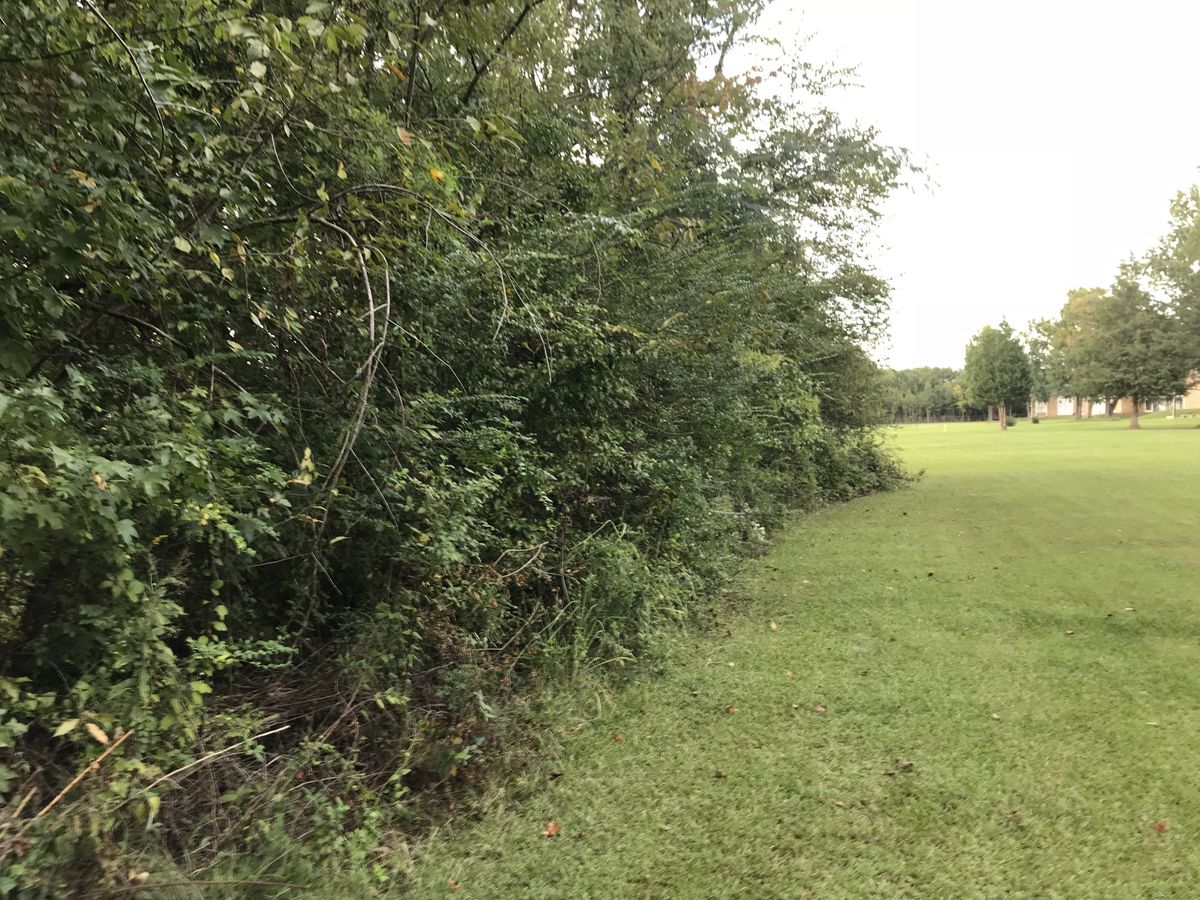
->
[406, 415, 1200, 898]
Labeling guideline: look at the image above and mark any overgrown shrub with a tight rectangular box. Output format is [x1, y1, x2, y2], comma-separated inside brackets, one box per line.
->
[0, 0, 907, 893]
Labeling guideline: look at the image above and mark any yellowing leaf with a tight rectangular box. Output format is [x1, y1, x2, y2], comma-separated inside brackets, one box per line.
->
[386, 62, 408, 80]
[86, 722, 110, 745]
[68, 169, 97, 188]
[53, 718, 80, 737]
[173, 236, 193, 253]
[396, 126, 412, 147]
[541, 821, 560, 837]
[91, 470, 109, 491]
[337, 161, 347, 180]
[316, 183, 330, 202]
[428, 166, 446, 184]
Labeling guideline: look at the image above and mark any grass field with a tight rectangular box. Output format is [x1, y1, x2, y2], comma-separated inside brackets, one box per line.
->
[406, 415, 1200, 898]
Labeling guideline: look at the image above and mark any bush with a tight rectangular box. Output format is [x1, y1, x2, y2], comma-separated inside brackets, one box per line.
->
[1006, 417, 1018, 427]
[1031, 416, 1040, 424]
[0, 0, 908, 893]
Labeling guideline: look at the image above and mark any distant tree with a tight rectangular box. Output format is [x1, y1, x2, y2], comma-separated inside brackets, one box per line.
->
[1052, 288, 1108, 417]
[962, 323, 1032, 430]
[1024, 319, 1061, 413]
[1080, 273, 1192, 429]
[1148, 185, 1200, 372]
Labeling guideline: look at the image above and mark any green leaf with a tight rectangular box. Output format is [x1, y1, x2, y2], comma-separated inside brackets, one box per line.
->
[53, 718, 80, 737]
[173, 236, 193, 253]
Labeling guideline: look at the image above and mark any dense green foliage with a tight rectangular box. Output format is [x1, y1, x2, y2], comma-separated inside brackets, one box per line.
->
[961, 323, 1031, 429]
[0, 0, 905, 893]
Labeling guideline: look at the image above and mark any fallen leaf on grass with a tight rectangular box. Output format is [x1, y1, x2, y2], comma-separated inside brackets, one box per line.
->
[727, 661, 736, 668]
[991, 713, 1001, 721]
[1125, 607, 1136, 612]
[896, 757, 914, 771]
[785, 671, 793, 679]
[790, 704, 800, 710]
[447, 877, 461, 892]
[724, 705, 738, 714]
[713, 770, 727, 779]
[769, 622, 778, 631]
[832, 800, 845, 808]
[611, 733, 623, 742]
[1064, 630, 1075, 636]
[1153, 821, 1169, 834]
[542, 821, 560, 837]
[813, 705, 826, 714]
[1146, 721, 1160, 727]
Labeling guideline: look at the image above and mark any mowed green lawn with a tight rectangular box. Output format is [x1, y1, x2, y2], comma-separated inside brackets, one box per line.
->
[407, 415, 1200, 899]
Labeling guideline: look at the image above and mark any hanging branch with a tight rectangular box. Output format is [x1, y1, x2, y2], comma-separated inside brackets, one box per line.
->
[311, 218, 392, 498]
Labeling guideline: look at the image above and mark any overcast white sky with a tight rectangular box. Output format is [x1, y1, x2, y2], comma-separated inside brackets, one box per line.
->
[754, 0, 1200, 369]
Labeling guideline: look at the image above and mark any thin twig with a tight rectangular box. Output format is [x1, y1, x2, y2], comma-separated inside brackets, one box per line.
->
[33, 729, 134, 821]
[460, 1, 544, 106]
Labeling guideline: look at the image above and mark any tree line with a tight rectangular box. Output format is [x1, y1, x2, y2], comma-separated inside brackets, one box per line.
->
[876, 367, 981, 422]
[0, 0, 909, 892]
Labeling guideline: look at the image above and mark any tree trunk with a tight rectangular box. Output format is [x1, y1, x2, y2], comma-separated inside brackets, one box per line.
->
[1086, 400, 1093, 418]
[987, 405, 994, 422]
[1129, 397, 1141, 429]
[999, 402, 1008, 430]
[1106, 399, 1114, 418]
[1074, 395, 1082, 420]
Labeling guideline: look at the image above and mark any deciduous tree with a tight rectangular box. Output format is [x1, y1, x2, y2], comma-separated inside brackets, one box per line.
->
[962, 323, 1032, 430]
